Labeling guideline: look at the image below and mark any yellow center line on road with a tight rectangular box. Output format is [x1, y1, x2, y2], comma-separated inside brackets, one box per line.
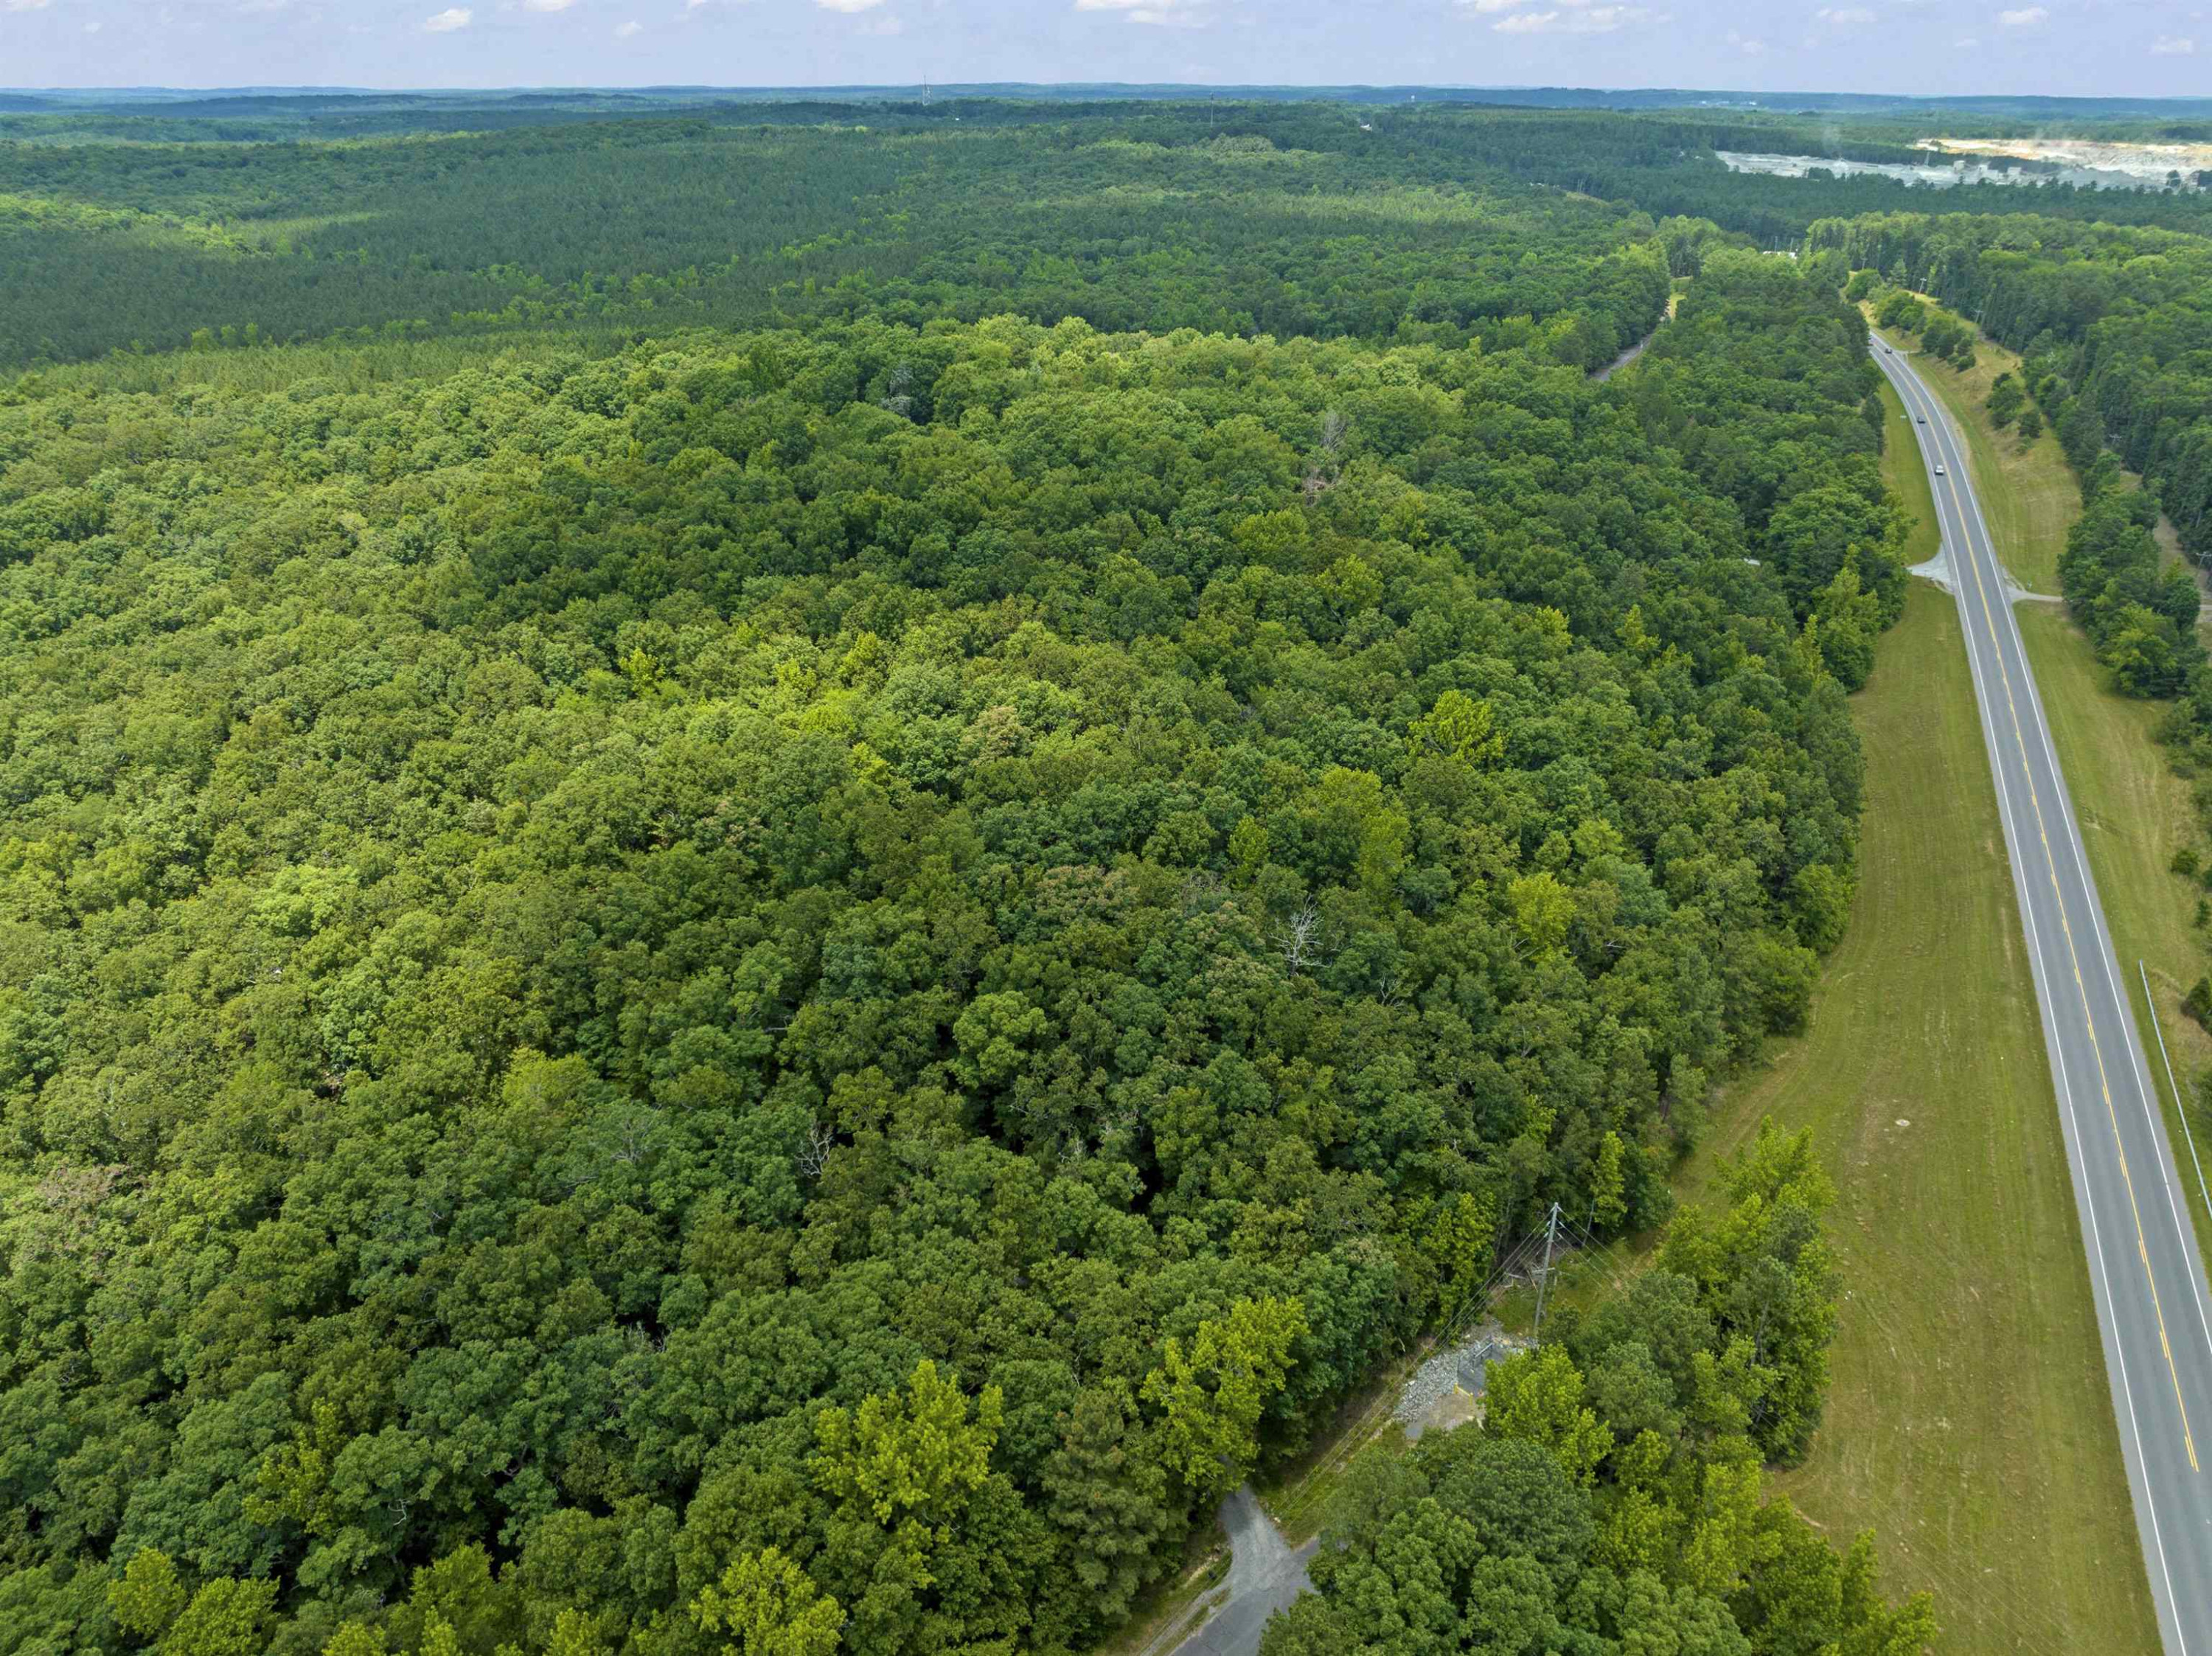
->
[1924, 386, 2202, 1473]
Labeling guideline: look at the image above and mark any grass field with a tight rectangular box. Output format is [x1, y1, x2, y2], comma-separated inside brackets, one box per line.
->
[1697, 378, 2160, 1655]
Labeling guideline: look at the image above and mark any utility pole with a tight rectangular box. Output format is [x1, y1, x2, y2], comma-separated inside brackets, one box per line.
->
[1531, 1201, 1562, 1345]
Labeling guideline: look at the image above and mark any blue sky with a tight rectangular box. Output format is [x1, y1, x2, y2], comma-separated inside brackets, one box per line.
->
[2, 0, 2206, 97]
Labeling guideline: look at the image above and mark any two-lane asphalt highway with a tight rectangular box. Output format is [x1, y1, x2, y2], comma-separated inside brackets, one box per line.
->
[1874, 339, 2212, 1655]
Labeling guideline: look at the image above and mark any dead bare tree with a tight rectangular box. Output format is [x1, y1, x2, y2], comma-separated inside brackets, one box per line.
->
[1276, 900, 1324, 976]
[797, 1119, 838, 1180]
[1304, 408, 1349, 501]
[611, 1107, 664, 1166]
[878, 361, 917, 420]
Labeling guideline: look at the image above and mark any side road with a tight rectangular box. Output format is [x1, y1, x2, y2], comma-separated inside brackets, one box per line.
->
[1148, 1486, 1316, 1656]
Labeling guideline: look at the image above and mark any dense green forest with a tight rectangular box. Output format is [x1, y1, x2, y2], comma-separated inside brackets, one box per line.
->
[0, 92, 2023, 1656]
[0, 108, 1678, 370]
[10, 97, 2212, 378]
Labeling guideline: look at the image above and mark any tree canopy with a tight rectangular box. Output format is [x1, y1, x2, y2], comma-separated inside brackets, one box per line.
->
[0, 97, 1941, 1656]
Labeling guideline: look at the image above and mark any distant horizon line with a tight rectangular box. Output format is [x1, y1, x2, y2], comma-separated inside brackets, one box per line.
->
[8, 82, 2212, 106]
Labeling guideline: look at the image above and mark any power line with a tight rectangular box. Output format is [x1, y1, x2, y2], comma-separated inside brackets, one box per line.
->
[2140, 959, 2212, 1230]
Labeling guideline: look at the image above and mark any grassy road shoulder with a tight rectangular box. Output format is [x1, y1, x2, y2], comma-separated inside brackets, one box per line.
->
[1884, 316, 2212, 1274]
[1868, 309, 2074, 594]
[1698, 378, 2157, 1655]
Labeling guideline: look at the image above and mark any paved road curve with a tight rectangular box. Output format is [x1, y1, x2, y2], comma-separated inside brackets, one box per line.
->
[1874, 340, 2212, 1655]
[1158, 1486, 1315, 1656]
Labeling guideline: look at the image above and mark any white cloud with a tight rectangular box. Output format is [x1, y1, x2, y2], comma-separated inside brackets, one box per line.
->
[815, 0, 883, 10]
[614, 16, 641, 32]
[1818, 5, 1874, 22]
[2154, 33, 2196, 53]
[1459, 0, 1534, 10]
[424, 6, 471, 28]
[1953, 32, 1979, 44]
[1075, 0, 1208, 21]
[521, 0, 578, 10]
[2, 0, 55, 13]
[1726, 27, 1764, 52]
[1493, 4, 1647, 33]
[1997, 5, 2046, 24]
